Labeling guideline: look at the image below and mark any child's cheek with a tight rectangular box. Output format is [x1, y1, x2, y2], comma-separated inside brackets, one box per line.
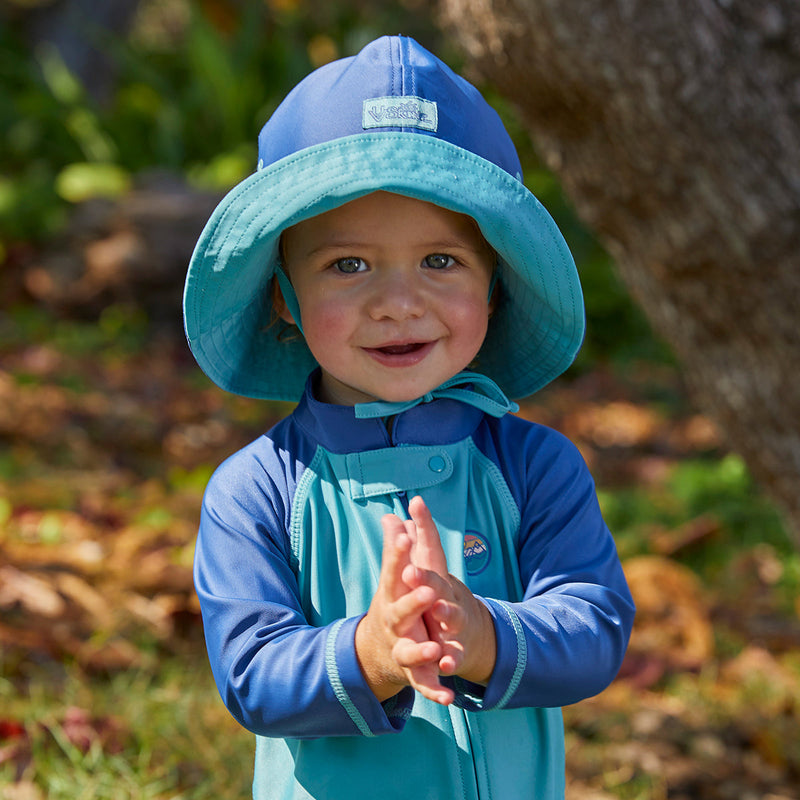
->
[301, 299, 353, 353]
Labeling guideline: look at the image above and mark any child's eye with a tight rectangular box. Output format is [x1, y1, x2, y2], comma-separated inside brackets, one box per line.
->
[334, 257, 367, 274]
[423, 253, 456, 270]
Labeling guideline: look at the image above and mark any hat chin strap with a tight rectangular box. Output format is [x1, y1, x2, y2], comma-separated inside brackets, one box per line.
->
[275, 266, 304, 334]
[354, 371, 518, 419]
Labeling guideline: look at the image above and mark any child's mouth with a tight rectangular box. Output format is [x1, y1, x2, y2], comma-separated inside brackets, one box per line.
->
[365, 341, 434, 366]
[376, 343, 425, 355]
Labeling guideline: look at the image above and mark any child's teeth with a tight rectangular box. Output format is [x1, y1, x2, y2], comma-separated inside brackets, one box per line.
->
[381, 344, 418, 355]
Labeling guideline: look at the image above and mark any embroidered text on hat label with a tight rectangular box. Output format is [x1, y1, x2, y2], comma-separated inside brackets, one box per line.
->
[362, 96, 438, 132]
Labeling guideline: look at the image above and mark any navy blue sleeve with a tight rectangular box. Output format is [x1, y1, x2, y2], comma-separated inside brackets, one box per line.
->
[193, 437, 411, 738]
[475, 418, 635, 710]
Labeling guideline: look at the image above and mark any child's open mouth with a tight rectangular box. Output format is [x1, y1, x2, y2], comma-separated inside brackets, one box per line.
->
[365, 341, 434, 366]
[376, 343, 425, 355]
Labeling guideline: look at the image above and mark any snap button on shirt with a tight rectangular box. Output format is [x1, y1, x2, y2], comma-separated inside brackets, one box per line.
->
[428, 455, 447, 473]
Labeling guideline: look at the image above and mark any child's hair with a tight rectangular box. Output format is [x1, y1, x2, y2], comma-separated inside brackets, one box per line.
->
[265, 278, 298, 342]
[264, 236, 298, 341]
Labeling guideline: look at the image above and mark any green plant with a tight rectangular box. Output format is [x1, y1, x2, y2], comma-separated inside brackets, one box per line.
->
[0, 659, 254, 800]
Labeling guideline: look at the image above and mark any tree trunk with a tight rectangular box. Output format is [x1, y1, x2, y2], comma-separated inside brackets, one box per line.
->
[439, 0, 800, 544]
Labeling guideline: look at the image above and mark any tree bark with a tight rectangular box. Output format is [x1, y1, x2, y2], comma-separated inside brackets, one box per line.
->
[439, 0, 800, 543]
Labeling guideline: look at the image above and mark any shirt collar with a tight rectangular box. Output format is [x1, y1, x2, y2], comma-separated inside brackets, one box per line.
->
[291, 370, 494, 454]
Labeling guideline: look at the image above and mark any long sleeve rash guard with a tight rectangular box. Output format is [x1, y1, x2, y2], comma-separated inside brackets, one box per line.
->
[194, 374, 635, 800]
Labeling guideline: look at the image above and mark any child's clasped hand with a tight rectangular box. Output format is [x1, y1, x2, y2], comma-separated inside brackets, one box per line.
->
[356, 495, 497, 706]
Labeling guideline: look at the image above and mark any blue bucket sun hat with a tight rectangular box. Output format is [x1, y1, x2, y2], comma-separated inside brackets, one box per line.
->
[183, 35, 584, 402]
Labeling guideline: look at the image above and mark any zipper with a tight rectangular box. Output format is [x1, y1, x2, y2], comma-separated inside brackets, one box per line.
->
[384, 417, 483, 799]
[462, 708, 484, 800]
[386, 414, 412, 515]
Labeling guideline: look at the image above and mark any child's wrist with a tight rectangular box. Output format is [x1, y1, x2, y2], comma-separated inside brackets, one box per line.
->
[457, 597, 497, 685]
[354, 614, 407, 701]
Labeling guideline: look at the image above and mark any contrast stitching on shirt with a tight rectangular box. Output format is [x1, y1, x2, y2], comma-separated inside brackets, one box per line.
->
[289, 446, 324, 569]
[325, 618, 374, 737]
[467, 438, 522, 537]
[493, 601, 527, 709]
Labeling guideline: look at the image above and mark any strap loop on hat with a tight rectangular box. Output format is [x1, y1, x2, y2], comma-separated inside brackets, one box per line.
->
[275, 266, 304, 334]
[354, 371, 519, 420]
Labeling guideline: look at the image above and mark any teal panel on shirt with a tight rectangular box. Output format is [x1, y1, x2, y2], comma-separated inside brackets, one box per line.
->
[289, 439, 523, 625]
[258, 438, 563, 800]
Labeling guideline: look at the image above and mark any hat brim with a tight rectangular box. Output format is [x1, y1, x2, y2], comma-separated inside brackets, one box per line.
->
[183, 132, 584, 401]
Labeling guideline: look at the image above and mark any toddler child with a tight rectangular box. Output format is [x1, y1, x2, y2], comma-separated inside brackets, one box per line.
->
[183, 34, 635, 800]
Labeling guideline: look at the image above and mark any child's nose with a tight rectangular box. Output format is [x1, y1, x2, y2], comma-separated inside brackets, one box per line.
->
[366, 270, 425, 320]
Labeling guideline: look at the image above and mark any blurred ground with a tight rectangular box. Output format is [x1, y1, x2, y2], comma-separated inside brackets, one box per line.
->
[1, 212, 799, 798]
[4, 3, 797, 796]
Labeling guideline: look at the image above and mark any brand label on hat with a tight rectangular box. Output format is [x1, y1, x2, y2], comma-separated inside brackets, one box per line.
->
[362, 96, 438, 132]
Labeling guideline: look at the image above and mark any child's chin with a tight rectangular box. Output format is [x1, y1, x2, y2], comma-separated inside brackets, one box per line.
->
[373, 385, 439, 403]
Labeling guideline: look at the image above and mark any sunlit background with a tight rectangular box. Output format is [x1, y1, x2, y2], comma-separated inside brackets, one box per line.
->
[1, 2, 798, 798]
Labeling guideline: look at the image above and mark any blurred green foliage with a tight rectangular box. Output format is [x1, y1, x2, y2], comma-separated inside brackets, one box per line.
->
[1, 302, 150, 359]
[0, 0, 667, 364]
[600, 454, 800, 615]
[0, 0, 443, 237]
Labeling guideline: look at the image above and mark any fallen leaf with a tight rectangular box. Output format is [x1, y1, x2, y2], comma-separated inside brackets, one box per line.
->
[56, 706, 128, 754]
[54, 572, 114, 629]
[0, 720, 25, 741]
[568, 401, 662, 448]
[0, 566, 66, 617]
[648, 514, 722, 556]
[622, 556, 715, 670]
[0, 781, 42, 800]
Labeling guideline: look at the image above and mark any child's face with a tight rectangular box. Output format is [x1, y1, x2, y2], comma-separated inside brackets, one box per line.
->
[280, 191, 496, 406]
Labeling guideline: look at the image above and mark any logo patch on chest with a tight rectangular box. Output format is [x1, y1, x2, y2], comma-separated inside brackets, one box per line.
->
[463, 531, 491, 575]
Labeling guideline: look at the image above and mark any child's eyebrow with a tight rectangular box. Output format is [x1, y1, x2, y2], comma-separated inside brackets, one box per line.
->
[421, 237, 486, 251]
[301, 239, 369, 256]
[303, 237, 486, 256]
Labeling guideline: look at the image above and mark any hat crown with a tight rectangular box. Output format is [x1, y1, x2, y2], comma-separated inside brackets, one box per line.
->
[257, 35, 523, 179]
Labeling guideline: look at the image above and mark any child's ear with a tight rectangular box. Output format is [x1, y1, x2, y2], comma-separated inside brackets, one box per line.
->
[271, 276, 296, 325]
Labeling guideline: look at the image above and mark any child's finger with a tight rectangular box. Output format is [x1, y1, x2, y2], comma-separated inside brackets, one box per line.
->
[400, 561, 452, 600]
[387, 585, 437, 635]
[392, 636, 440, 668]
[430, 596, 466, 634]
[407, 495, 449, 576]
[395, 651, 455, 706]
[429, 601, 467, 670]
[437, 652, 463, 676]
[380, 514, 413, 601]
[410, 675, 455, 706]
